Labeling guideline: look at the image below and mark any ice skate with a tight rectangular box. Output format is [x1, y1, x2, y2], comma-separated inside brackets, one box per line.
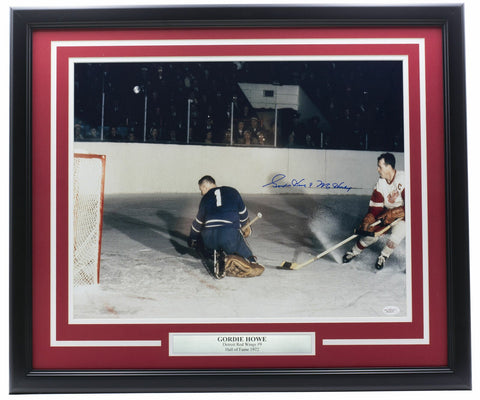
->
[342, 251, 358, 263]
[375, 255, 387, 270]
[213, 250, 226, 279]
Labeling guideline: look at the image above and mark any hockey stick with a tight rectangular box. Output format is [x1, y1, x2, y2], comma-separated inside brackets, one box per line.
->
[241, 212, 262, 234]
[279, 219, 400, 270]
[368, 218, 402, 237]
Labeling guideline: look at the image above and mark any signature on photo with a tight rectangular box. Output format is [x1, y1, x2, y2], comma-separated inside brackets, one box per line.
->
[263, 174, 353, 192]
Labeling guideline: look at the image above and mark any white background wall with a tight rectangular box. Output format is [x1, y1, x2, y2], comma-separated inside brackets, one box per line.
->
[75, 142, 404, 195]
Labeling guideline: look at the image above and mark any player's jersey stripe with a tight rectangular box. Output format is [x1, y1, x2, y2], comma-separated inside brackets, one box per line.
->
[205, 219, 233, 225]
[371, 189, 384, 203]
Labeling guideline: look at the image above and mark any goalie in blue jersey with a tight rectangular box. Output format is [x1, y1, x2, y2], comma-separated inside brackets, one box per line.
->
[188, 175, 264, 278]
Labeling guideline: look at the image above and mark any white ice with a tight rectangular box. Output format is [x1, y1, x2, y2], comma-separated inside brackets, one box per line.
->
[73, 193, 408, 323]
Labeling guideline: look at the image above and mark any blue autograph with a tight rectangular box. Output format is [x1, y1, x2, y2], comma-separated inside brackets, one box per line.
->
[263, 174, 353, 192]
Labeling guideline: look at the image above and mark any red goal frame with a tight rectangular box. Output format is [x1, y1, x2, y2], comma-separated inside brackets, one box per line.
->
[73, 153, 106, 285]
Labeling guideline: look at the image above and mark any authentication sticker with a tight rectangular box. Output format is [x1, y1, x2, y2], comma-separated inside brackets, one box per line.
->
[383, 306, 401, 315]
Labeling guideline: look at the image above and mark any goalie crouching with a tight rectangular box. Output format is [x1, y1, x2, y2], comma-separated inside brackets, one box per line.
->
[342, 153, 406, 270]
[188, 175, 264, 278]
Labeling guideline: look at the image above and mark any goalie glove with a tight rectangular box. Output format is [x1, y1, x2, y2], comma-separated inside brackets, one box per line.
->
[224, 255, 264, 278]
[241, 223, 252, 238]
[378, 206, 405, 225]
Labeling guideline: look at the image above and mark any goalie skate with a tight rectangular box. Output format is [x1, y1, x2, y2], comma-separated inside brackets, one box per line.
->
[212, 250, 226, 279]
[195, 240, 226, 280]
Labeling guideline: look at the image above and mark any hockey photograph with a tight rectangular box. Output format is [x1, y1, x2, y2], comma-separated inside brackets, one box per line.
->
[71, 58, 408, 323]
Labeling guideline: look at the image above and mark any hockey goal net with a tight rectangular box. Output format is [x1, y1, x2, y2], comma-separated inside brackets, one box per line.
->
[73, 153, 106, 286]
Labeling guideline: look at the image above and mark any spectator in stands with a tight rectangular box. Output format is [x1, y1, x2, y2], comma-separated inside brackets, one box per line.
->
[223, 129, 232, 145]
[74, 123, 85, 141]
[240, 104, 253, 121]
[87, 127, 100, 141]
[259, 117, 275, 146]
[243, 130, 252, 145]
[249, 117, 261, 140]
[305, 133, 315, 148]
[150, 106, 165, 134]
[147, 127, 161, 143]
[204, 131, 213, 144]
[233, 120, 246, 144]
[168, 129, 178, 144]
[287, 131, 296, 147]
[205, 116, 215, 140]
[127, 129, 137, 142]
[107, 126, 121, 142]
[257, 131, 267, 146]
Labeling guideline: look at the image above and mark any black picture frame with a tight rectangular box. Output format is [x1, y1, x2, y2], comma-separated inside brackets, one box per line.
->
[10, 4, 471, 393]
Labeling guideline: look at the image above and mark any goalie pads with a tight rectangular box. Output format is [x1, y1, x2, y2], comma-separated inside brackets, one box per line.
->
[224, 255, 264, 278]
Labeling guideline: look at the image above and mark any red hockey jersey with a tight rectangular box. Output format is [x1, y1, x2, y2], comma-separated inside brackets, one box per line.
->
[368, 170, 406, 218]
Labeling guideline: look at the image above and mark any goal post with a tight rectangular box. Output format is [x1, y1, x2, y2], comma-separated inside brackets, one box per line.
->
[73, 153, 106, 286]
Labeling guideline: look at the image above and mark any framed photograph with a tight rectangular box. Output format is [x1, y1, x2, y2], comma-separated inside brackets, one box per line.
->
[10, 4, 471, 393]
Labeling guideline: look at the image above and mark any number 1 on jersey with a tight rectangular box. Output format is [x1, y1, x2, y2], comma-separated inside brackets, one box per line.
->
[214, 189, 222, 207]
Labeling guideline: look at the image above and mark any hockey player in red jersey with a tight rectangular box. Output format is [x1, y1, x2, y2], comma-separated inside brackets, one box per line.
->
[343, 153, 406, 270]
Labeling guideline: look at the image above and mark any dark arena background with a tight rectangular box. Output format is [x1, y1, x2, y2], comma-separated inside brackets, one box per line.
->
[74, 60, 404, 152]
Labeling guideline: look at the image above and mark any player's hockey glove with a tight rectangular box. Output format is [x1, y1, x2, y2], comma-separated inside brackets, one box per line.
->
[355, 213, 381, 236]
[241, 221, 252, 238]
[360, 213, 377, 232]
[224, 255, 264, 278]
[378, 206, 405, 225]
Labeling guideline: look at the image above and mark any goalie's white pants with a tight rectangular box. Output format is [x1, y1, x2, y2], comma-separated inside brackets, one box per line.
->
[353, 220, 406, 258]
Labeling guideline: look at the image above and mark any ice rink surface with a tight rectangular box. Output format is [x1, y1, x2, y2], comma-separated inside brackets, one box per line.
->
[73, 193, 408, 323]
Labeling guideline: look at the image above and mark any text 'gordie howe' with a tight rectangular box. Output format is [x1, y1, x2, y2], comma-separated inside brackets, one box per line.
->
[169, 333, 315, 356]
